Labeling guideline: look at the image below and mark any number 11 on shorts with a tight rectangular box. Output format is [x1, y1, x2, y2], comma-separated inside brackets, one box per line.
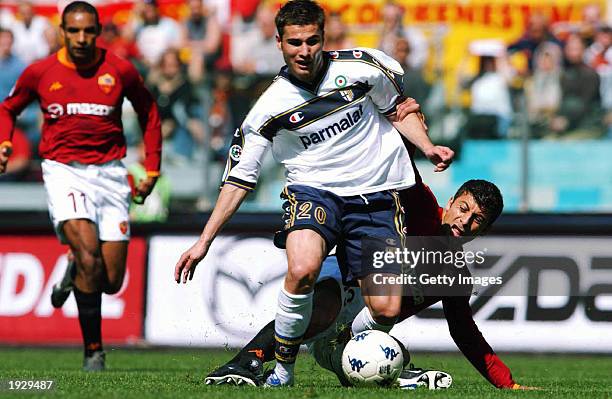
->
[68, 192, 87, 213]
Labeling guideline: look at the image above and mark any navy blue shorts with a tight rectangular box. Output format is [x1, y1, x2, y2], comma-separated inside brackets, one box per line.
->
[274, 185, 405, 282]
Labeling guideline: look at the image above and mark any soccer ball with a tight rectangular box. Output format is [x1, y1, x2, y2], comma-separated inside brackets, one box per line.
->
[341, 330, 404, 386]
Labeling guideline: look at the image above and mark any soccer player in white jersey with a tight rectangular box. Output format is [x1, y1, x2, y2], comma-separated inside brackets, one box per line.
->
[174, 0, 453, 386]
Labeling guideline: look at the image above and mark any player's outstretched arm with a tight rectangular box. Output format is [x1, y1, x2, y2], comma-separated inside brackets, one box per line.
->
[441, 297, 542, 389]
[174, 184, 249, 284]
[122, 61, 163, 202]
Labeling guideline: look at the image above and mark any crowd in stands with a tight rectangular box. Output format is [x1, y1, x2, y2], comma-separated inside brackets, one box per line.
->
[0, 0, 611, 188]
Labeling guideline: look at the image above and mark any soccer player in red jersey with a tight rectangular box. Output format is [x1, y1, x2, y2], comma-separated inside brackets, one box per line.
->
[0, 1, 161, 371]
[205, 180, 538, 390]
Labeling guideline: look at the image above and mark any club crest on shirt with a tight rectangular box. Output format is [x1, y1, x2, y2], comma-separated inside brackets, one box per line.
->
[229, 144, 242, 161]
[49, 81, 63, 92]
[340, 89, 354, 102]
[334, 75, 347, 88]
[98, 73, 116, 94]
[119, 221, 129, 235]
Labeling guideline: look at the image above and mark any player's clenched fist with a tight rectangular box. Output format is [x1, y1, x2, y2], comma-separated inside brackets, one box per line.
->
[133, 176, 158, 204]
[424, 145, 454, 172]
[0, 144, 12, 174]
[174, 240, 209, 284]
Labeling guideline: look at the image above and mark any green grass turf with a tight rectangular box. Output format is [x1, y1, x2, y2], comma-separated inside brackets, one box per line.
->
[0, 348, 610, 398]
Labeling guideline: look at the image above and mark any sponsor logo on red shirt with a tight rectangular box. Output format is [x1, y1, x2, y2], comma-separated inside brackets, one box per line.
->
[49, 82, 63, 92]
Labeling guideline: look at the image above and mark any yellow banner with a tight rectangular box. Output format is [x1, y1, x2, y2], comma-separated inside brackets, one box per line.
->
[270, 0, 606, 103]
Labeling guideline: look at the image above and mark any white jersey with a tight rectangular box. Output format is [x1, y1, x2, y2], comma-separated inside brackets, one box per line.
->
[222, 47, 416, 197]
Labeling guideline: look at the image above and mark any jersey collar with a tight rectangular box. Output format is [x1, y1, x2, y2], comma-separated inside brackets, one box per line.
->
[57, 47, 103, 70]
[279, 52, 330, 94]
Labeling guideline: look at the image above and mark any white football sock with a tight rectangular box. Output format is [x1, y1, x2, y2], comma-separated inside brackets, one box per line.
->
[351, 306, 395, 335]
[275, 287, 314, 338]
[272, 288, 313, 384]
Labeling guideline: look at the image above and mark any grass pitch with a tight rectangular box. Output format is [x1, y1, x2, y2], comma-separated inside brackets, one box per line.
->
[0, 348, 610, 398]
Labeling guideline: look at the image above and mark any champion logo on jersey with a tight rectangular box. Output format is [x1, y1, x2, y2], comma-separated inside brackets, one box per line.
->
[340, 89, 354, 102]
[352, 50, 363, 58]
[97, 73, 116, 94]
[49, 81, 63, 92]
[289, 111, 304, 123]
[330, 51, 340, 59]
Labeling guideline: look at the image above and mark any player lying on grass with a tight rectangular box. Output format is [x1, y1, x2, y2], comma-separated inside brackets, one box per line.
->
[205, 179, 537, 390]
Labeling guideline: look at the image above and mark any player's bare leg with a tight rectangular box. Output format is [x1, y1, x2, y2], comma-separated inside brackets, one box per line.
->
[265, 229, 326, 387]
[61, 219, 107, 371]
[352, 277, 403, 334]
[53, 227, 122, 305]
[50, 249, 76, 308]
[100, 241, 128, 295]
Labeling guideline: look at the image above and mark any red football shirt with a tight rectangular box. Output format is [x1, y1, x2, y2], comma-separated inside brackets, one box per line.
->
[0, 47, 161, 174]
[400, 182, 516, 389]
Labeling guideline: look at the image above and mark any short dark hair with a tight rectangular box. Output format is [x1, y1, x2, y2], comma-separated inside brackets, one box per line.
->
[275, 0, 325, 38]
[0, 28, 14, 39]
[61, 1, 100, 29]
[453, 179, 504, 226]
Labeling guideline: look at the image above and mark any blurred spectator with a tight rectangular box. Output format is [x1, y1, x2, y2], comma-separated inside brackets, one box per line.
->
[229, 3, 282, 125]
[584, 25, 612, 69]
[208, 72, 234, 162]
[125, 0, 181, 69]
[324, 11, 354, 51]
[0, 28, 24, 99]
[0, 127, 31, 181]
[392, 37, 430, 107]
[98, 20, 141, 63]
[378, 0, 428, 70]
[230, 4, 283, 76]
[206, 0, 232, 29]
[508, 13, 561, 73]
[584, 26, 612, 137]
[585, 26, 612, 137]
[552, 3, 605, 45]
[146, 49, 205, 162]
[0, 27, 39, 148]
[6, 1, 51, 64]
[524, 42, 563, 137]
[44, 24, 61, 54]
[580, 4, 604, 45]
[460, 41, 513, 139]
[548, 34, 602, 139]
[0, 7, 13, 28]
[180, 0, 222, 79]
